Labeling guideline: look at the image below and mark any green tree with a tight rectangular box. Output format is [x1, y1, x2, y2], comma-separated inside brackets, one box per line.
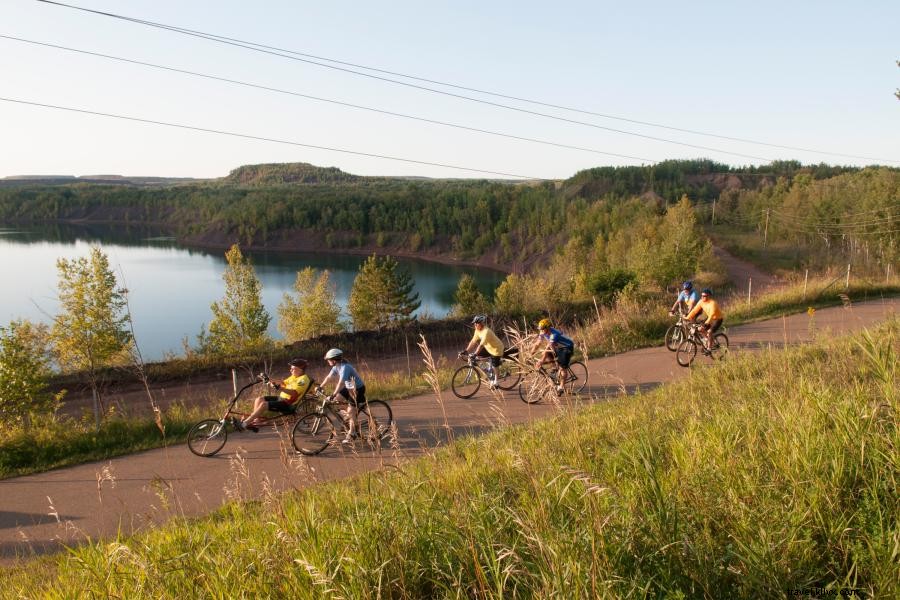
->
[277, 267, 344, 341]
[52, 247, 131, 427]
[348, 255, 421, 331]
[450, 273, 490, 317]
[0, 319, 59, 430]
[205, 244, 271, 354]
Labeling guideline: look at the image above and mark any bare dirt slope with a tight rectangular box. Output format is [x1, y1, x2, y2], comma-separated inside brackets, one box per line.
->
[1, 297, 896, 563]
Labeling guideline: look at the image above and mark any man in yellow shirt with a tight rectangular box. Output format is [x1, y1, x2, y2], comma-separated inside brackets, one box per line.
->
[238, 357, 313, 431]
[686, 288, 725, 353]
[463, 315, 505, 389]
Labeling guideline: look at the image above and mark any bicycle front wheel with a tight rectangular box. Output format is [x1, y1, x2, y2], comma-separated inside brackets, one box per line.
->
[187, 419, 228, 457]
[358, 400, 394, 445]
[561, 361, 588, 394]
[292, 412, 335, 455]
[676, 339, 697, 367]
[496, 359, 522, 390]
[664, 325, 684, 352]
[451, 365, 482, 399]
[709, 333, 730, 361]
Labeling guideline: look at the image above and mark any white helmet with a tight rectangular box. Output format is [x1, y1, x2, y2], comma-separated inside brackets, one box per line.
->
[324, 348, 343, 360]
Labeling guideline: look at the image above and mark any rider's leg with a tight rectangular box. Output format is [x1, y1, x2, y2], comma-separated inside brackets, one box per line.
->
[241, 396, 269, 428]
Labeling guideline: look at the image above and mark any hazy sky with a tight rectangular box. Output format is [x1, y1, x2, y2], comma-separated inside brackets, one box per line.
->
[1, 0, 898, 180]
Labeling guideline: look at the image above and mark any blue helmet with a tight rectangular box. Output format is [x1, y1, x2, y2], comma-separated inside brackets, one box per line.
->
[682, 281, 693, 290]
[701, 288, 713, 297]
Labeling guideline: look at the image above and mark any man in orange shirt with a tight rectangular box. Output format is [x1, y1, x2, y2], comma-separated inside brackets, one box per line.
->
[686, 288, 724, 353]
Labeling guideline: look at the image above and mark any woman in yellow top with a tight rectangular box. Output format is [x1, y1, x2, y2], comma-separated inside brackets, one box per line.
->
[238, 357, 313, 431]
[463, 315, 505, 388]
[686, 288, 725, 352]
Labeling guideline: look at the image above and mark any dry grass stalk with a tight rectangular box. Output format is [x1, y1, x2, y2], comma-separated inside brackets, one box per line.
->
[418, 334, 453, 443]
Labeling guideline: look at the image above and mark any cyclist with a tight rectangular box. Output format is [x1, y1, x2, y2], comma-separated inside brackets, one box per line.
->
[685, 288, 725, 353]
[319, 348, 367, 444]
[669, 280, 700, 317]
[462, 315, 505, 389]
[536, 318, 576, 394]
[237, 357, 313, 432]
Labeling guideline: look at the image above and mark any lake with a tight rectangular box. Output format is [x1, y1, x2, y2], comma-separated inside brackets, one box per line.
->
[0, 223, 504, 361]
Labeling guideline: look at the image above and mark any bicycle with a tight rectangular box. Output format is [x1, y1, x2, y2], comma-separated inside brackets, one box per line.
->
[665, 307, 692, 352]
[291, 387, 394, 456]
[518, 359, 589, 404]
[675, 318, 729, 367]
[187, 373, 307, 457]
[450, 350, 522, 398]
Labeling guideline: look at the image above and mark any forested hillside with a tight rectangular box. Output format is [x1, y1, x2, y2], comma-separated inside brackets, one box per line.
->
[0, 159, 894, 274]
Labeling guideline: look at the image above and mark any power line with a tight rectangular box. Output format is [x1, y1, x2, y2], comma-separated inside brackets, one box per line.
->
[0, 97, 543, 180]
[35, 0, 899, 165]
[0, 34, 653, 164]
[34, 0, 780, 163]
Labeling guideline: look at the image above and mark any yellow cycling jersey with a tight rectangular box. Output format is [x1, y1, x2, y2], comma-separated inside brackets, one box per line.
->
[279, 374, 312, 404]
[687, 298, 724, 323]
[470, 327, 505, 357]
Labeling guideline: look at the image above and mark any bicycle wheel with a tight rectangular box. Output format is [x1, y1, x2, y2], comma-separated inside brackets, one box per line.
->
[561, 361, 588, 394]
[451, 365, 482, 399]
[358, 400, 394, 445]
[676, 339, 697, 367]
[495, 359, 522, 390]
[292, 412, 335, 456]
[664, 324, 684, 352]
[518, 371, 553, 404]
[709, 333, 730, 361]
[187, 419, 228, 457]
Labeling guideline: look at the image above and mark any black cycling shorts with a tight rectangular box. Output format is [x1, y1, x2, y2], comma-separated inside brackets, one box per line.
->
[554, 346, 573, 368]
[264, 397, 297, 414]
[475, 347, 502, 367]
[337, 385, 367, 407]
[704, 319, 723, 334]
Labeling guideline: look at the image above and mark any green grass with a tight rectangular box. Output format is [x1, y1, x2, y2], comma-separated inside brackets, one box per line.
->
[4, 319, 896, 598]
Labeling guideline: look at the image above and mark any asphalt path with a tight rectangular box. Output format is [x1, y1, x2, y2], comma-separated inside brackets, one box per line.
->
[1, 297, 896, 563]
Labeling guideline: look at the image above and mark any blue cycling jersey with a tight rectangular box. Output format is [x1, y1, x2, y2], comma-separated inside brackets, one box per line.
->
[678, 290, 700, 305]
[540, 327, 575, 349]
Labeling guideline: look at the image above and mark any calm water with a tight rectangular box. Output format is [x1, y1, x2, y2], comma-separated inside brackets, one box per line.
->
[0, 224, 503, 361]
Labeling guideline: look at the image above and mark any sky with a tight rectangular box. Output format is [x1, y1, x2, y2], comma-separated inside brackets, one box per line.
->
[1, 0, 898, 180]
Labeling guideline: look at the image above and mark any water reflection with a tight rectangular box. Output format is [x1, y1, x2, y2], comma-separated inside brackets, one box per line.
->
[0, 224, 503, 361]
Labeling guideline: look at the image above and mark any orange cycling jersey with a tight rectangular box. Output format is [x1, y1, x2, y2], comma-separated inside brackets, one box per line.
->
[687, 298, 724, 324]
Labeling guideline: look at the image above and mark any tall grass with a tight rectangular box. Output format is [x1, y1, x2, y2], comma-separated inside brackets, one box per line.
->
[5, 319, 896, 598]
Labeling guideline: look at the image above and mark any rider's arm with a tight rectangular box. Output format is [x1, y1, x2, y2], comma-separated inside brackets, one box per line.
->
[686, 302, 702, 321]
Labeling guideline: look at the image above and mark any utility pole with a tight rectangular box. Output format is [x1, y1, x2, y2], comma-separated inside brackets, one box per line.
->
[711, 198, 716, 225]
[763, 209, 770, 248]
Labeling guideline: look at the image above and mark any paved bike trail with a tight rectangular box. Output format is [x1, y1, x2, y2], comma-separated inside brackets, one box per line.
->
[1, 297, 896, 562]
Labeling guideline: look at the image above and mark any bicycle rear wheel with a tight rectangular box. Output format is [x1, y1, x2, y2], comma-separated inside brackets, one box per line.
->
[676, 339, 697, 367]
[518, 371, 554, 404]
[292, 412, 335, 455]
[495, 359, 522, 390]
[709, 333, 729, 361]
[358, 400, 394, 445]
[451, 365, 482, 398]
[187, 419, 228, 457]
[664, 324, 684, 352]
[561, 361, 588, 394]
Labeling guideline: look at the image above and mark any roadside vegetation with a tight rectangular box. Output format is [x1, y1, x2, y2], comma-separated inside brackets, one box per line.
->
[4, 319, 896, 598]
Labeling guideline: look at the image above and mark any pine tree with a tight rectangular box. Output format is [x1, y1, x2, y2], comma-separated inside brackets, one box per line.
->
[52, 247, 131, 427]
[348, 255, 420, 331]
[450, 273, 490, 317]
[205, 244, 271, 355]
[277, 267, 344, 341]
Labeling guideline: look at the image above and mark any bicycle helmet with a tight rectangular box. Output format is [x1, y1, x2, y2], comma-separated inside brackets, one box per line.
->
[701, 288, 713, 297]
[324, 348, 343, 360]
[471, 315, 487, 325]
[682, 281, 693, 290]
[289, 357, 308, 368]
[537, 318, 551, 330]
